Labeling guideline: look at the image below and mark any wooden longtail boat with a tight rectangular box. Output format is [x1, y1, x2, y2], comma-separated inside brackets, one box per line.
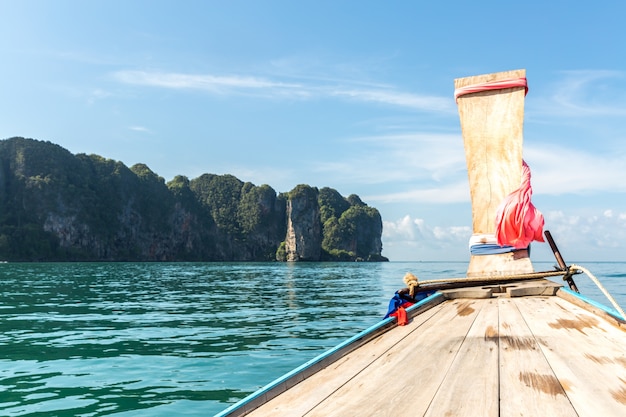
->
[215, 70, 626, 417]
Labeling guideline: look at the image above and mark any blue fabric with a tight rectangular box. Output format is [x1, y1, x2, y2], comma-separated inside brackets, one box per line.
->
[470, 243, 515, 255]
[384, 290, 434, 319]
[470, 243, 530, 256]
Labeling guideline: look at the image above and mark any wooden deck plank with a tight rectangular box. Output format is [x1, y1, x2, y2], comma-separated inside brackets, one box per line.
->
[557, 289, 626, 331]
[245, 301, 448, 416]
[424, 298, 500, 416]
[304, 299, 484, 417]
[226, 293, 626, 417]
[516, 296, 626, 416]
[498, 298, 577, 416]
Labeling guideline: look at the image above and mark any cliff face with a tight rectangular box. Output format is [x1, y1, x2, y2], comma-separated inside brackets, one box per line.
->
[285, 185, 322, 261]
[282, 185, 387, 262]
[0, 137, 387, 262]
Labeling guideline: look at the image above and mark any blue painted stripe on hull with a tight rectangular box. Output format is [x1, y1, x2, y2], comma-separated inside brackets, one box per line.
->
[560, 287, 624, 319]
[214, 292, 445, 417]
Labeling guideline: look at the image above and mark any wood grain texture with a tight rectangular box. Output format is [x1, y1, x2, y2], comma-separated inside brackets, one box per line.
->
[245, 302, 448, 417]
[465, 250, 534, 277]
[304, 299, 483, 417]
[455, 69, 526, 234]
[424, 298, 499, 417]
[234, 293, 626, 417]
[498, 298, 577, 416]
[515, 296, 626, 416]
[455, 69, 533, 277]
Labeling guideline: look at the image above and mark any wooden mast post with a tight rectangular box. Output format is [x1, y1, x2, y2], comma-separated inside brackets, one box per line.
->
[455, 69, 534, 277]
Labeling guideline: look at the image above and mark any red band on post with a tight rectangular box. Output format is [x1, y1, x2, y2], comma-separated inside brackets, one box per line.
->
[454, 77, 528, 101]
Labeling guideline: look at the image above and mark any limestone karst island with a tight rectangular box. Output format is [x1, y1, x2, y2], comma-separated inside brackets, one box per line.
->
[0, 137, 388, 262]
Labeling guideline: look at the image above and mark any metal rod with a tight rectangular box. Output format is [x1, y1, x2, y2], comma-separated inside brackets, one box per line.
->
[544, 230, 566, 270]
[544, 230, 579, 293]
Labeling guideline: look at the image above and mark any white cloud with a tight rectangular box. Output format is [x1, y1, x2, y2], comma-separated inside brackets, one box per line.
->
[383, 215, 419, 240]
[367, 181, 470, 204]
[87, 88, 112, 104]
[528, 208, 626, 258]
[111, 69, 451, 112]
[382, 206, 626, 262]
[434, 225, 471, 241]
[312, 131, 470, 204]
[348, 132, 465, 173]
[533, 70, 626, 118]
[383, 215, 471, 245]
[381, 214, 472, 260]
[112, 70, 301, 95]
[524, 143, 626, 194]
[330, 88, 453, 112]
[129, 126, 151, 133]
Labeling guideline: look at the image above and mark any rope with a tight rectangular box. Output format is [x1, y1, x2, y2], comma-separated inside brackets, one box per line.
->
[570, 264, 626, 320]
[408, 265, 626, 321]
[415, 269, 570, 287]
[403, 272, 419, 297]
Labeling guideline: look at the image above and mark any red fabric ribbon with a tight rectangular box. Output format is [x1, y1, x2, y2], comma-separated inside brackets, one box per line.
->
[454, 77, 528, 101]
[390, 302, 413, 326]
[495, 160, 545, 248]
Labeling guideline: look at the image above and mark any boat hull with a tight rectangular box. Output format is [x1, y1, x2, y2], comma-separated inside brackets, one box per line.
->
[216, 280, 626, 416]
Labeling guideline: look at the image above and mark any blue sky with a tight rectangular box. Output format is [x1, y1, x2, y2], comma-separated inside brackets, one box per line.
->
[1, 1, 626, 262]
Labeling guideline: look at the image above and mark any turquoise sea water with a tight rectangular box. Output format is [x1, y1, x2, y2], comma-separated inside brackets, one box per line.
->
[1, 261, 625, 416]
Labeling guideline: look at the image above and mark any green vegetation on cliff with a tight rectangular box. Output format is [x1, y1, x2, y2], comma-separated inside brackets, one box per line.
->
[0, 137, 387, 262]
[319, 188, 384, 261]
